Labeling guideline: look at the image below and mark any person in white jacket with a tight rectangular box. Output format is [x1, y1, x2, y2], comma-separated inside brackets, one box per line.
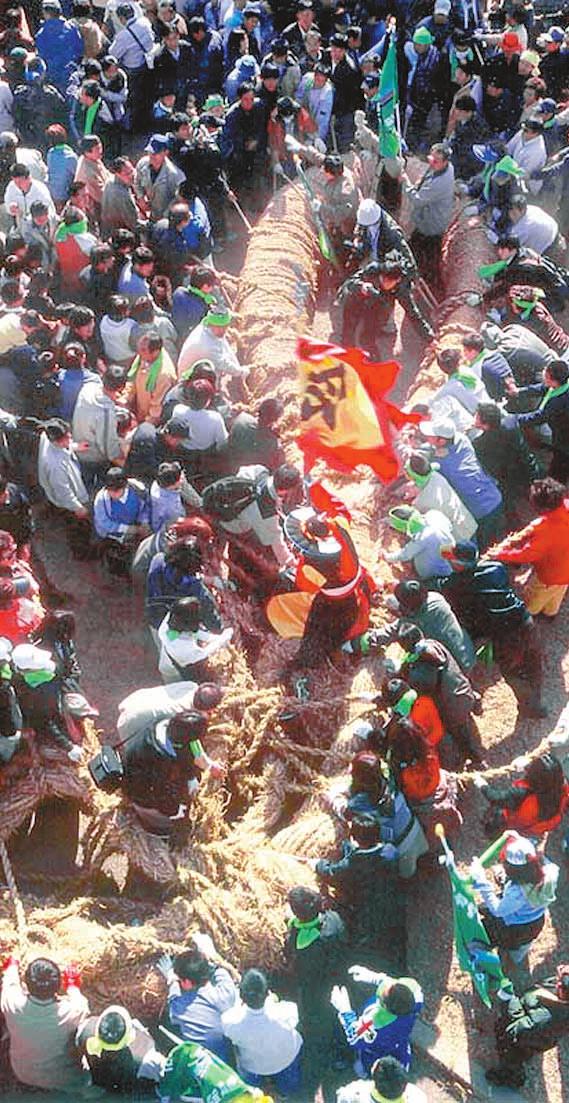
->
[506, 119, 547, 190]
[403, 453, 477, 542]
[158, 596, 232, 682]
[177, 309, 248, 388]
[222, 969, 303, 1092]
[434, 346, 491, 417]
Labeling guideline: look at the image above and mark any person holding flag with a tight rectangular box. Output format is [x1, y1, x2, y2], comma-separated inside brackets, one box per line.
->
[330, 964, 423, 1075]
[353, 31, 405, 211]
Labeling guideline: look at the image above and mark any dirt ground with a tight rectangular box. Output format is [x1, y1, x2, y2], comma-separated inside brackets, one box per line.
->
[1, 193, 568, 1103]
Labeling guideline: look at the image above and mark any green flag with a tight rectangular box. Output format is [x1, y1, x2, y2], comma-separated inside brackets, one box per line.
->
[438, 832, 514, 1008]
[375, 34, 400, 160]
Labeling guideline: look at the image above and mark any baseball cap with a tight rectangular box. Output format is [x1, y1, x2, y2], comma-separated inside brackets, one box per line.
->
[362, 73, 379, 88]
[145, 134, 170, 153]
[504, 835, 536, 866]
[472, 142, 503, 164]
[419, 416, 455, 439]
[42, 0, 62, 10]
[543, 25, 564, 43]
[519, 48, 539, 67]
[434, 0, 451, 12]
[522, 116, 544, 131]
[536, 98, 557, 115]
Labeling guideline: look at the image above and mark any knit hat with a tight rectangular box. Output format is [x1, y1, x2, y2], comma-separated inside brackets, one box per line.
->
[203, 308, 232, 326]
[519, 49, 539, 67]
[388, 505, 425, 537]
[501, 30, 521, 50]
[542, 25, 564, 43]
[236, 54, 258, 76]
[413, 26, 433, 44]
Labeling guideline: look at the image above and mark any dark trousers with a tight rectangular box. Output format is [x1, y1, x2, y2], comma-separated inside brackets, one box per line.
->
[550, 448, 569, 483]
[409, 230, 444, 299]
[476, 504, 505, 551]
[126, 65, 151, 132]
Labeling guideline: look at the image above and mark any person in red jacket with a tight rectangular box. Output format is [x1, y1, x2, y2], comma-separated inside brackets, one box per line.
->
[54, 205, 97, 297]
[380, 677, 444, 751]
[479, 753, 569, 838]
[488, 477, 569, 618]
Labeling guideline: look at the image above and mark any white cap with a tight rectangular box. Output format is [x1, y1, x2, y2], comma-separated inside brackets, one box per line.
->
[0, 636, 12, 662]
[419, 417, 456, 440]
[504, 835, 536, 866]
[357, 197, 382, 226]
[434, 0, 451, 12]
[12, 644, 55, 673]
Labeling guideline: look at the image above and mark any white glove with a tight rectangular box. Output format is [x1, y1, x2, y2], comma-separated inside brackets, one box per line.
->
[472, 773, 487, 789]
[465, 292, 482, 307]
[274, 161, 285, 176]
[192, 931, 216, 958]
[470, 857, 486, 882]
[68, 745, 83, 763]
[354, 109, 366, 128]
[353, 720, 374, 741]
[455, 181, 469, 195]
[487, 308, 502, 324]
[284, 134, 302, 153]
[486, 228, 499, 244]
[156, 953, 174, 979]
[311, 198, 321, 214]
[380, 843, 398, 861]
[330, 984, 352, 1013]
[348, 965, 383, 985]
[511, 755, 531, 770]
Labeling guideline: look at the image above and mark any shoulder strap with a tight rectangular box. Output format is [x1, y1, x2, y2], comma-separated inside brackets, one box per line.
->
[125, 22, 148, 56]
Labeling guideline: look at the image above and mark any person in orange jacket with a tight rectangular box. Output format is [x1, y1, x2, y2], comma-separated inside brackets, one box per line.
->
[488, 477, 569, 618]
[479, 753, 569, 838]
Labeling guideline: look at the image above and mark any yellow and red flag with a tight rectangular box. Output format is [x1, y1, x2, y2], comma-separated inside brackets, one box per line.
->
[296, 337, 419, 483]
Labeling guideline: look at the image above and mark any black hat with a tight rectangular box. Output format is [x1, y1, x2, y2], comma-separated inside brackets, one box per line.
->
[164, 417, 190, 438]
[261, 61, 279, 78]
[330, 31, 348, 46]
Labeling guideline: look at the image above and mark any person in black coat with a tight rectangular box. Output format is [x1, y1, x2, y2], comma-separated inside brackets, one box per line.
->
[284, 886, 347, 1098]
[76, 1004, 164, 1092]
[315, 814, 407, 967]
[450, 94, 491, 178]
[219, 82, 268, 204]
[515, 359, 569, 483]
[153, 28, 194, 108]
[329, 33, 362, 152]
[486, 966, 569, 1088]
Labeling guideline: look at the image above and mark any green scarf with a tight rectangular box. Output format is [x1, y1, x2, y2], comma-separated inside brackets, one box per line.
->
[55, 217, 89, 243]
[479, 257, 512, 280]
[393, 688, 417, 718]
[166, 627, 181, 640]
[513, 297, 539, 320]
[189, 286, 215, 306]
[538, 380, 569, 410]
[127, 350, 164, 394]
[288, 915, 321, 950]
[22, 668, 56, 688]
[451, 371, 478, 389]
[84, 98, 101, 136]
[543, 118, 555, 130]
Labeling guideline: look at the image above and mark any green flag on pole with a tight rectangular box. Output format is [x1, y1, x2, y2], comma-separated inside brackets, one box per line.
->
[437, 827, 514, 1008]
[375, 34, 401, 160]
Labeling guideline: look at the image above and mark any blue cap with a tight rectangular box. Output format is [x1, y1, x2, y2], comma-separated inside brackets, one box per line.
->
[25, 57, 47, 83]
[536, 98, 557, 115]
[472, 143, 502, 164]
[145, 134, 170, 153]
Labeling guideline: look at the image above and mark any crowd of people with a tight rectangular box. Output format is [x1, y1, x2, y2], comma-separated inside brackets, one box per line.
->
[0, 0, 568, 1099]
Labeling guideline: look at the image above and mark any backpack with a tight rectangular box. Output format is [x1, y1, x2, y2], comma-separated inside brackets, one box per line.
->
[201, 475, 257, 522]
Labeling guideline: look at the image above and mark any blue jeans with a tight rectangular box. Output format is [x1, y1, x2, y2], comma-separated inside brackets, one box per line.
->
[240, 1046, 303, 1095]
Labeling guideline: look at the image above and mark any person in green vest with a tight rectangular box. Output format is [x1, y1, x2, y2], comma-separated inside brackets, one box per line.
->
[159, 1040, 271, 1103]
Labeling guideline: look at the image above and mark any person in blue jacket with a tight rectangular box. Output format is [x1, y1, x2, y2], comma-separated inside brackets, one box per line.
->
[172, 268, 220, 343]
[331, 964, 423, 1075]
[145, 536, 222, 644]
[35, 0, 84, 93]
[419, 416, 504, 550]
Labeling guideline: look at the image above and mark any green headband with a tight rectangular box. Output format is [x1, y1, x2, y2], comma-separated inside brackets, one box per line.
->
[388, 508, 424, 537]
